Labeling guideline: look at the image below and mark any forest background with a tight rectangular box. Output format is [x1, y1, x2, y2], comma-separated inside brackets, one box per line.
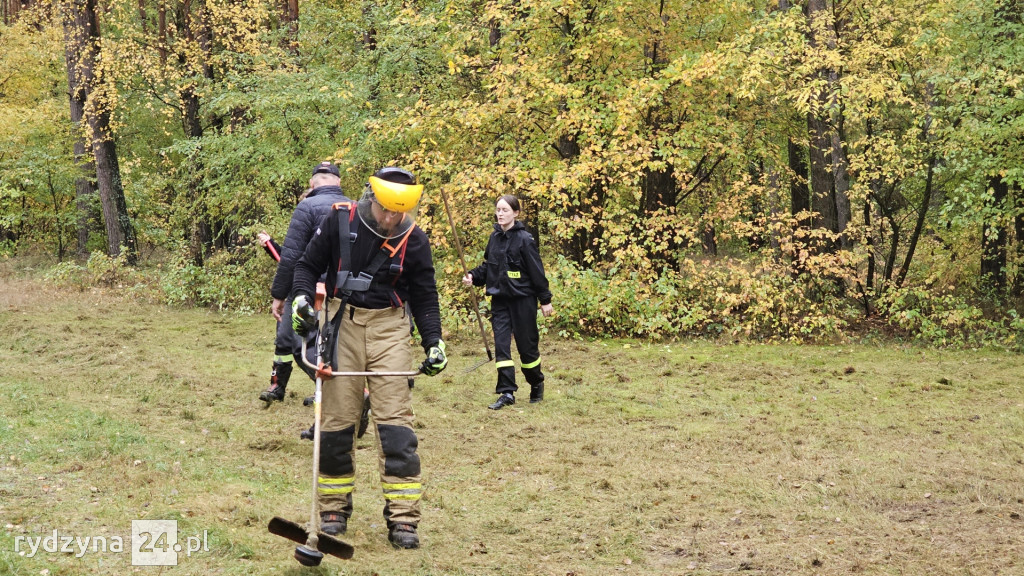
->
[1, 0, 1023, 348]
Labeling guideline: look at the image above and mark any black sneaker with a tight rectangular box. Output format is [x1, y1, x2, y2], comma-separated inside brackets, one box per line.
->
[299, 424, 314, 441]
[388, 523, 419, 549]
[529, 383, 544, 403]
[320, 512, 347, 536]
[488, 393, 515, 410]
[259, 383, 286, 402]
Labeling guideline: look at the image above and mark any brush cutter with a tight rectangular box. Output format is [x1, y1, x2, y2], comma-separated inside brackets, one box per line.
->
[268, 284, 419, 566]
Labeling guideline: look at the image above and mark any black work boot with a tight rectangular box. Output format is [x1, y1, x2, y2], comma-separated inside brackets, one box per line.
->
[529, 382, 544, 403]
[259, 361, 292, 402]
[388, 523, 419, 549]
[488, 393, 515, 410]
[299, 423, 314, 441]
[320, 512, 347, 536]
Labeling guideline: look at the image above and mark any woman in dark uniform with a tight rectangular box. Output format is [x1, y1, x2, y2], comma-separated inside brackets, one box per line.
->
[463, 195, 554, 410]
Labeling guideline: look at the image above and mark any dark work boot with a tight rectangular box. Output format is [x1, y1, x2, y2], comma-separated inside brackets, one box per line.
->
[320, 512, 347, 536]
[388, 523, 419, 549]
[300, 423, 314, 441]
[259, 361, 292, 402]
[488, 393, 515, 410]
[529, 382, 544, 403]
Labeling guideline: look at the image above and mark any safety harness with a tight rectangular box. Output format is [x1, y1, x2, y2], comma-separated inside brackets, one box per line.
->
[316, 202, 414, 375]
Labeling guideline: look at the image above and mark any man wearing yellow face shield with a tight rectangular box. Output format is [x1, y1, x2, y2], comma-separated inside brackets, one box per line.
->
[291, 167, 447, 550]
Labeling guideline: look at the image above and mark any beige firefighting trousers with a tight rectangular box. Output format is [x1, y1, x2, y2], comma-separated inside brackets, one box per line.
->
[317, 301, 421, 527]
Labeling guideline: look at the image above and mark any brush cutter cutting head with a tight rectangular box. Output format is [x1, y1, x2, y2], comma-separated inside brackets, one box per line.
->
[268, 516, 354, 561]
[294, 545, 324, 567]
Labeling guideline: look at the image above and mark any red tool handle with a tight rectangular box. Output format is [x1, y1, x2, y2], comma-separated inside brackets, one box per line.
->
[263, 239, 281, 262]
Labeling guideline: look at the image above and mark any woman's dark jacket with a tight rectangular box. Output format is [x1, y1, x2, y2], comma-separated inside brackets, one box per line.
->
[468, 221, 552, 305]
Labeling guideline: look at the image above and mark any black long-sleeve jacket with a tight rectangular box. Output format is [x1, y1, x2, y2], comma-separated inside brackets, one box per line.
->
[469, 221, 552, 305]
[270, 185, 349, 301]
[291, 205, 442, 352]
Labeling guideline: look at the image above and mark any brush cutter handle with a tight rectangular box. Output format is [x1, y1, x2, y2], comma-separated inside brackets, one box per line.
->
[314, 282, 327, 311]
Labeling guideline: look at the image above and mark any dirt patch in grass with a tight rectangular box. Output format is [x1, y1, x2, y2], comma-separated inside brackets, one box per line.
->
[1, 277, 1022, 575]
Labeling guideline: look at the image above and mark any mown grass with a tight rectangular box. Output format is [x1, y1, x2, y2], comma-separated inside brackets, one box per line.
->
[0, 275, 1022, 576]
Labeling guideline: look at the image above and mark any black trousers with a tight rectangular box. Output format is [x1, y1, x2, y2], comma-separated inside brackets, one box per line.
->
[491, 296, 544, 395]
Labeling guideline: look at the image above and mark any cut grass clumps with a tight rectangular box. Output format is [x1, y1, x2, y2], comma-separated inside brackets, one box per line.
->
[1, 276, 1022, 575]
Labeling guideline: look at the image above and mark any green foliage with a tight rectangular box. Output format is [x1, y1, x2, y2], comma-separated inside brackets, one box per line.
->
[160, 248, 273, 312]
[45, 250, 139, 290]
[544, 253, 853, 342]
[3, 0, 1023, 345]
[0, 15, 81, 259]
[874, 286, 1020, 348]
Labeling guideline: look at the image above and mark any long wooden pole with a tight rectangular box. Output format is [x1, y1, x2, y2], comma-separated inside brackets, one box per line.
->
[438, 186, 493, 364]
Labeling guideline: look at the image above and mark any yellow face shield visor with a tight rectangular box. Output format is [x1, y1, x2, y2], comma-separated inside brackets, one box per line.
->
[368, 176, 424, 213]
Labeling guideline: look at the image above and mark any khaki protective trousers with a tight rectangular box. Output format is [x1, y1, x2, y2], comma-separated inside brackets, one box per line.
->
[317, 302, 422, 527]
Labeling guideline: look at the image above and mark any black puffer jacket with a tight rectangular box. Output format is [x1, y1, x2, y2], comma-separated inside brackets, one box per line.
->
[469, 221, 552, 305]
[270, 185, 350, 300]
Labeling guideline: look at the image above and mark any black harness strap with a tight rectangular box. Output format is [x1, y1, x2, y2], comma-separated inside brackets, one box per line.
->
[319, 204, 412, 370]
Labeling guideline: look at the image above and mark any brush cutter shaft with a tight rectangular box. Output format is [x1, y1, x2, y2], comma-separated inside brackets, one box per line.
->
[267, 308, 356, 563]
[308, 376, 323, 538]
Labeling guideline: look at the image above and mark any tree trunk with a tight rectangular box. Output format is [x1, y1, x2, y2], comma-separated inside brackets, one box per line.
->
[1014, 184, 1023, 297]
[46, 173, 66, 261]
[802, 0, 835, 242]
[895, 155, 936, 289]
[864, 118, 881, 293]
[281, 0, 298, 51]
[175, 0, 217, 264]
[701, 226, 718, 256]
[788, 139, 810, 219]
[85, 0, 136, 263]
[638, 162, 678, 266]
[807, 115, 835, 235]
[635, 0, 678, 265]
[90, 121, 136, 263]
[362, 2, 377, 50]
[766, 162, 783, 255]
[63, 0, 137, 264]
[158, 1, 167, 65]
[787, 138, 811, 274]
[61, 0, 99, 258]
[805, 0, 842, 252]
[980, 175, 1008, 291]
[831, 97, 851, 249]
[553, 132, 604, 267]
[699, 186, 718, 257]
[828, 8, 852, 250]
[137, 0, 147, 33]
[882, 215, 900, 285]
[488, 17, 501, 47]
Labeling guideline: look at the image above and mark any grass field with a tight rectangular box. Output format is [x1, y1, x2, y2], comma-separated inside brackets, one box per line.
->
[1, 275, 1022, 576]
